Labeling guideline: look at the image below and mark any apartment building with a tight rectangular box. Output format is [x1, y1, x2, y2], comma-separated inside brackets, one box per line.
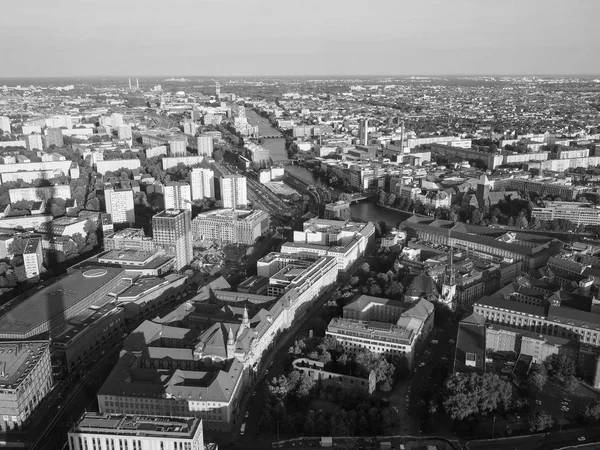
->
[104, 187, 135, 224]
[196, 135, 214, 156]
[9, 185, 71, 203]
[190, 168, 214, 200]
[152, 209, 193, 271]
[191, 209, 269, 245]
[23, 237, 43, 279]
[531, 201, 600, 226]
[164, 182, 192, 211]
[219, 174, 247, 209]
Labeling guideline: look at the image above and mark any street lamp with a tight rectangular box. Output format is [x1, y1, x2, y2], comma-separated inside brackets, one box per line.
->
[492, 415, 496, 438]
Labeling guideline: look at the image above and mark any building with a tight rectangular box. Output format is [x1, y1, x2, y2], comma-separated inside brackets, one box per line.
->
[190, 168, 215, 200]
[103, 228, 155, 252]
[0, 116, 10, 134]
[168, 134, 187, 156]
[197, 136, 214, 156]
[23, 237, 42, 279]
[358, 119, 369, 146]
[453, 313, 487, 374]
[104, 187, 135, 224]
[67, 413, 205, 450]
[0, 341, 52, 431]
[281, 218, 375, 273]
[152, 209, 193, 271]
[326, 298, 434, 364]
[45, 128, 64, 148]
[324, 201, 351, 220]
[117, 124, 132, 140]
[162, 156, 205, 171]
[192, 209, 269, 245]
[219, 174, 247, 209]
[95, 159, 141, 175]
[164, 182, 192, 211]
[25, 133, 43, 151]
[9, 185, 71, 203]
[531, 201, 600, 226]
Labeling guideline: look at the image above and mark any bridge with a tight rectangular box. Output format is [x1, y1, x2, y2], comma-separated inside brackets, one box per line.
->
[259, 134, 283, 139]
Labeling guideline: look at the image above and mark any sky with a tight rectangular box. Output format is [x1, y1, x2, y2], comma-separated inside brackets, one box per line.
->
[3, 0, 600, 77]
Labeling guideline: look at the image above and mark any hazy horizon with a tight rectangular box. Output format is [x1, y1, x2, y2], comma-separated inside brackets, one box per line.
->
[4, 0, 600, 78]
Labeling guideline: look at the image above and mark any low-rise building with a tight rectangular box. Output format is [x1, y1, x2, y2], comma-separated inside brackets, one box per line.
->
[192, 209, 269, 245]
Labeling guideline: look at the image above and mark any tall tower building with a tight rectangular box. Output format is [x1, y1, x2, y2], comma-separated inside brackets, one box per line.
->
[168, 135, 187, 156]
[45, 128, 64, 148]
[196, 135, 214, 156]
[440, 233, 457, 310]
[190, 168, 215, 200]
[164, 182, 192, 211]
[358, 119, 369, 146]
[104, 187, 135, 224]
[0, 116, 10, 134]
[25, 133, 43, 151]
[219, 174, 247, 209]
[476, 174, 491, 208]
[152, 209, 193, 271]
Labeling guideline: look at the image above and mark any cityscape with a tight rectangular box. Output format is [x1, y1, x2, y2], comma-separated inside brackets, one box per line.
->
[2, 2, 600, 450]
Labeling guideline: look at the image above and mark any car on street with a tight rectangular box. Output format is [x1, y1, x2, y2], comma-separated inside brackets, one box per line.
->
[578, 437, 586, 442]
[535, 400, 542, 405]
[245, 411, 249, 419]
[419, 362, 426, 367]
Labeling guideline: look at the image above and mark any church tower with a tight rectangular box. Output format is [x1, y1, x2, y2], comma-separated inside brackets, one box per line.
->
[237, 306, 250, 339]
[441, 230, 457, 310]
[226, 327, 236, 359]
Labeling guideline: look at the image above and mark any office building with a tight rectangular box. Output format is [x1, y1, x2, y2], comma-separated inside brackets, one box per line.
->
[23, 237, 43, 279]
[152, 209, 193, 271]
[196, 135, 213, 156]
[324, 201, 351, 220]
[104, 188, 135, 224]
[103, 228, 155, 252]
[67, 413, 205, 450]
[117, 124, 132, 140]
[219, 174, 247, 208]
[358, 118, 369, 146]
[25, 133, 43, 151]
[190, 168, 214, 200]
[531, 201, 600, 226]
[168, 134, 187, 156]
[0, 116, 10, 134]
[192, 209, 269, 245]
[0, 341, 52, 431]
[45, 128, 64, 148]
[164, 182, 192, 211]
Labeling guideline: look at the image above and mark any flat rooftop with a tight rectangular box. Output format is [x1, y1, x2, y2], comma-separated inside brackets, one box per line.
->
[0, 266, 124, 337]
[99, 249, 156, 264]
[0, 341, 49, 390]
[71, 413, 200, 438]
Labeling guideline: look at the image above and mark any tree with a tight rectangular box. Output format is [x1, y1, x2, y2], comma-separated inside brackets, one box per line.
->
[529, 411, 554, 432]
[8, 238, 28, 256]
[545, 354, 576, 384]
[528, 363, 548, 392]
[583, 399, 600, 425]
[443, 373, 512, 421]
[296, 372, 315, 397]
[72, 233, 86, 252]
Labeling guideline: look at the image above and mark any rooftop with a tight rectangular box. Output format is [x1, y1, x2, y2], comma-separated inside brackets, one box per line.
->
[0, 341, 49, 390]
[71, 413, 200, 438]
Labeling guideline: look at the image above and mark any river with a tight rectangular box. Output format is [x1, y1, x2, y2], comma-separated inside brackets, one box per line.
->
[245, 108, 410, 227]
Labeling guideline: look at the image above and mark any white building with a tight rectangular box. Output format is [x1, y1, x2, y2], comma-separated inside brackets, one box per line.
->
[100, 113, 123, 128]
[196, 135, 214, 156]
[0, 116, 11, 134]
[45, 115, 72, 129]
[25, 134, 43, 151]
[190, 168, 214, 200]
[67, 413, 204, 450]
[9, 185, 72, 203]
[531, 201, 600, 226]
[23, 237, 43, 279]
[164, 182, 192, 211]
[95, 159, 141, 175]
[219, 174, 247, 208]
[104, 188, 135, 224]
[117, 124, 132, 140]
[168, 135, 187, 156]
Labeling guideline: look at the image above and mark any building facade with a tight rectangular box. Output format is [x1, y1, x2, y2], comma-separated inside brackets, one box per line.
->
[190, 168, 214, 200]
[164, 182, 192, 211]
[219, 174, 247, 209]
[152, 209, 193, 271]
[104, 188, 135, 224]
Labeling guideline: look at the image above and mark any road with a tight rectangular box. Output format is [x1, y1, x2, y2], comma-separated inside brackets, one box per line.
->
[466, 427, 600, 450]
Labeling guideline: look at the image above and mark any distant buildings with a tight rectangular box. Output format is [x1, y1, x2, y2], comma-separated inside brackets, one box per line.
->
[0, 341, 52, 431]
[190, 168, 214, 200]
[9, 185, 71, 203]
[117, 124, 132, 140]
[168, 134, 187, 156]
[164, 182, 192, 211]
[0, 116, 10, 134]
[219, 174, 247, 208]
[68, 413, 205, 450]
[104, 187, 135, 224]
[152, 209, 193, 271]
[44, 127, 64, 148]
[95, 159, 141, 175]
[192, 209, 269, 245]
[25, 133, 43, 151]
[531, 201, 600, 226]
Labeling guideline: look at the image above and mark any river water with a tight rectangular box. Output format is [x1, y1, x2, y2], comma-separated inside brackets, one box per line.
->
[245, 108, 410, 227]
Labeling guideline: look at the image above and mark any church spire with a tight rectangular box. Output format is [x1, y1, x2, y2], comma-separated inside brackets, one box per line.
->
[243, 306, 249, 326]
[227, 327, 234, 345]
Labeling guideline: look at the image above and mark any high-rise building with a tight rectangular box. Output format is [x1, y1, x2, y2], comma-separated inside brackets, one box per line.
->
[219, 174, 247, 209]
[152, 209, 193, 270]
[0, 116, 10, 134]
[45, 128, 64, 148]
[168, 134, 187, 156]
[358, 119, 369, 146]
[117, 124, 132, 140]
[104, 187, 135, 224]
[190, 168, 214, 200]
[23, 237, 43, 279]
[25, 133, 43, 151]
[196, 135, 214, 156]
[183, 121, 197, 136]
[164, 182, 192, 211]
[67, 413, 205, 450]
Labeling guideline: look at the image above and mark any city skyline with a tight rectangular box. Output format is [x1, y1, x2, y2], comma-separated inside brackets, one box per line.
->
[3, 0, 600, 77]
